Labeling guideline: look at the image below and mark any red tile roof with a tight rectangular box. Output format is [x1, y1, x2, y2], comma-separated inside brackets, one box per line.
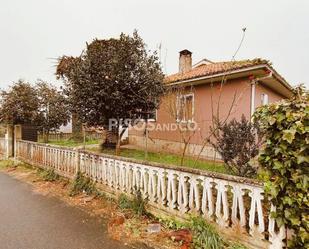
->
[164, 58, 270, 84]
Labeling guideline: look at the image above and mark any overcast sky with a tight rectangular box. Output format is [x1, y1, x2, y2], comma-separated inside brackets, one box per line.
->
[0, 0, 308, 89]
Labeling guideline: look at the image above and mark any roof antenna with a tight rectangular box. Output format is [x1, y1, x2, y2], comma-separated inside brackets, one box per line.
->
[164, 48, 168, 74]
[232, 27, 247, 61]
[158, 42, 162, 64]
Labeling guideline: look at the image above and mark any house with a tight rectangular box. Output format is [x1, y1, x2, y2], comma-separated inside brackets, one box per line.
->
[128, 49, 293, 159]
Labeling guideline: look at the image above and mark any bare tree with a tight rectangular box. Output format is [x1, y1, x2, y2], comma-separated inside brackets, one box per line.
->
[193, 79, 248, 165]
[193, 28, 249, 165]
[162, 85, 198, 166]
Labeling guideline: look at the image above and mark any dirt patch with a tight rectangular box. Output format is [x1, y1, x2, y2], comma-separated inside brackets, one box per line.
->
[1, 164, 180, 249]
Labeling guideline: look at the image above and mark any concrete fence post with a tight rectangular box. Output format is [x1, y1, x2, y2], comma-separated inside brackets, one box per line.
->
[14, 125, 22, 159]
[75, 149, 80, 174]
[5, 125, 14, 159]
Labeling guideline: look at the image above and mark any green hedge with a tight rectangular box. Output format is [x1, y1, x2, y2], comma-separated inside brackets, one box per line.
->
[254, 86, 308, 248]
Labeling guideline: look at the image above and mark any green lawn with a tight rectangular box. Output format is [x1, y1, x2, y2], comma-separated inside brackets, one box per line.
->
[42, 139, 228, 174]
[41, 139, 100, 147]
[90, 147, 229, 174]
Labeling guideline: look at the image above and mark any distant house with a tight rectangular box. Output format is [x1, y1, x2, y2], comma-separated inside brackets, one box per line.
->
[128, 49, 293, 159]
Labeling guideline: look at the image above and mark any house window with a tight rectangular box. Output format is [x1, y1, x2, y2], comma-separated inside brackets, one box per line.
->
[177, 94, 194, 122]
[261, 93, 269, 105]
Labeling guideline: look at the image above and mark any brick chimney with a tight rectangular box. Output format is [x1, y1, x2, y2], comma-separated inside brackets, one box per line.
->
[179, 49, 192, 73]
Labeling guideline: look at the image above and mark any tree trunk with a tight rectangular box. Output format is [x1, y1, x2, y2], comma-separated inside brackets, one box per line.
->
[72, 112, 83, 141]
[144, 120, 148, 160]
[101, 128, 117, 149]
[115, 132, 121, 156]
[115, 126, 127, 156]
[101, 125, 126, 156]
[43, 130, 49, 143]
[180, 141, 189, 166]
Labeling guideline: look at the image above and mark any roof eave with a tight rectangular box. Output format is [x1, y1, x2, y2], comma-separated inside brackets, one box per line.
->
[166, 64, 293, 93]
[265, 65, 293, 91]
[165, 64, 268, 86]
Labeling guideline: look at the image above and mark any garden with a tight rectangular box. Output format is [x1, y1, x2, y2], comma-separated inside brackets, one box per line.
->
[0, 30, 307, 249]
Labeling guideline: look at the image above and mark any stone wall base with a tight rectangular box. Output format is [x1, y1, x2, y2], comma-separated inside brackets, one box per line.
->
[129, 135, 222, 161]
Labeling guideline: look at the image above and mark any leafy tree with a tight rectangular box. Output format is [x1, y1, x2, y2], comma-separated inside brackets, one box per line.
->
[254, 86, 309, 248]
[36, 80, 70, 142]
[56, 56, 83, 139]
[0, 80, 40, 125]
[56, 31, 165, 153]
[0, 80, 70, 142]
[210, 115, 262, 177]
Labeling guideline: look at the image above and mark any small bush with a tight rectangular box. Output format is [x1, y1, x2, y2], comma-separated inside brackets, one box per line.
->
[118, 194, 132, 209]
[189, 216, 223, 249]
[159, 216, 246, 249]
[210, 115, 262, 177]
[70, 171, 97, 196]
[40, 168, 59, 182]
[159, 217, 186, 230]
[118, 190, 148, 216]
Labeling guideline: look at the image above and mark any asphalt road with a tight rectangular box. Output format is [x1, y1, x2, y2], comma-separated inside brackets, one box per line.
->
[0, 172, 128, 249]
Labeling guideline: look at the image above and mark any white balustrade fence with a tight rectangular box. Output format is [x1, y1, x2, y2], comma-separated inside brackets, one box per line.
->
[15, 140, 286, 249]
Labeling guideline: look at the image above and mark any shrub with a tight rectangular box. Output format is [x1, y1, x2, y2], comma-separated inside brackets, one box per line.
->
[159, 217, 186, 230]
[118, 194, 132, 210]
[70, 171, 97, 196]
[118, 190, 148, 216]
[40, 168, 59, 182]
[254, 86, 309, 248]
[188, 216, 223, 249]
[210, 115, 262, 177]
[159, 216, 248, 248]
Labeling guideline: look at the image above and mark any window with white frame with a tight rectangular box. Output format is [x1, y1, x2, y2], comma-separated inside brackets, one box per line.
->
[177, 93, 194, 122]
[261, 93, 269, 105]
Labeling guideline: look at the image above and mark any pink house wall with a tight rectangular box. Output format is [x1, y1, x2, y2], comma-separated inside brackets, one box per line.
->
[254, 82, 285, 109]
[129, 78, 286, 156]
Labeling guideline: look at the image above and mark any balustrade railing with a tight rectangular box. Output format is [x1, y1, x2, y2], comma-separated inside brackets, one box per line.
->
[15, 140, 286, 249]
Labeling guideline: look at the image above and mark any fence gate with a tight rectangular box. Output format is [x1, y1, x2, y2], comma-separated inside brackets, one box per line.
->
[0, 125, 38, 158]
[17, 125, 38, 142]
